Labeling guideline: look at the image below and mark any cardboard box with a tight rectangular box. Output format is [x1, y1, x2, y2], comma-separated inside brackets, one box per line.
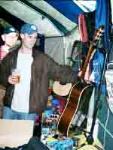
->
[0, 119, 34, 148]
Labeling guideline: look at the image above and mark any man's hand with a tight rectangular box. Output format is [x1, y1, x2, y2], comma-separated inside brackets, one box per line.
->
[8, 74, 20, 85]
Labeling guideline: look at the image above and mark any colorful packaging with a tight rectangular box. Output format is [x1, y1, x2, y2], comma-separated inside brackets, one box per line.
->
[47, 137, 74, 150]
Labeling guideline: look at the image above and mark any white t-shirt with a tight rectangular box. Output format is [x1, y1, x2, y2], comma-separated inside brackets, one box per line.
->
[11, 52, 33, 113]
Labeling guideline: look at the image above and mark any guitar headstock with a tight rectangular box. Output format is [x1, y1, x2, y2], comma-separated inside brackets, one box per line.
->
[93, 26, 104, 46]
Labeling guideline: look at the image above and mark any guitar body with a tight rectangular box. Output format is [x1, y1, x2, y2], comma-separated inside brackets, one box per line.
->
[57, 81, 93, 136]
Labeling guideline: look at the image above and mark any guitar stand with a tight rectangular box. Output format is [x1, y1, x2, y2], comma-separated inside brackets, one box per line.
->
[74, 126, 103, 150]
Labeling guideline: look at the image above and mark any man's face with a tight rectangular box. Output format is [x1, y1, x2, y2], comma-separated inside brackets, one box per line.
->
[2, 32, 18, 47]
[21, 32, 37, 49]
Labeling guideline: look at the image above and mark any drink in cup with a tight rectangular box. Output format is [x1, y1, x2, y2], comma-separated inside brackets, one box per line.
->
[12, 69, 20, 83]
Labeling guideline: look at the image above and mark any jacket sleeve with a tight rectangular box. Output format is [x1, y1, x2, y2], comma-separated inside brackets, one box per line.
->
[0, 54, 11, 87]
[46, 55, 78, 84]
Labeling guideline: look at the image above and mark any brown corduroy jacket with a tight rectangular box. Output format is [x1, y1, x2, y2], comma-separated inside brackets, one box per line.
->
[0, 46, 77, 115]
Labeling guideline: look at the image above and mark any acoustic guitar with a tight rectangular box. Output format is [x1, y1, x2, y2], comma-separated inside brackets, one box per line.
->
[57, 26, 104, 136]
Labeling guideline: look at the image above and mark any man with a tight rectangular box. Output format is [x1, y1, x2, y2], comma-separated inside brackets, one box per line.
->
[0, 26, 19, 61]
[0, 26, 19, 118]
[0, 23, 77, 121]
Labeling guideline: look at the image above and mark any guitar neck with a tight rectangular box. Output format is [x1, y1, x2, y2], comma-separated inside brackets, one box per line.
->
[80, 44, 95, 79]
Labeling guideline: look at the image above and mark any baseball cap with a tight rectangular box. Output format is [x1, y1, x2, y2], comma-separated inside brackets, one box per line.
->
[3, 26, 18, 34]
[20, 23, 38, 35]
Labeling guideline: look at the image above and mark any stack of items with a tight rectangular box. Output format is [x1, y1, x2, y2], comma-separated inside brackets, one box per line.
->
[41, 95, 77, 149]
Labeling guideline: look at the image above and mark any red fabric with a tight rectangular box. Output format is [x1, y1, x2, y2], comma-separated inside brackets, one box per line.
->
[0, 47, 8, 61]
[78, 14, 88, 43]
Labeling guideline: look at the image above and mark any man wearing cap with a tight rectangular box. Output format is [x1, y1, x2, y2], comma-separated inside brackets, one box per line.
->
[0, 26, 19, 61]
[0, 23, 77, 126]
[0, 26, 19, 118]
